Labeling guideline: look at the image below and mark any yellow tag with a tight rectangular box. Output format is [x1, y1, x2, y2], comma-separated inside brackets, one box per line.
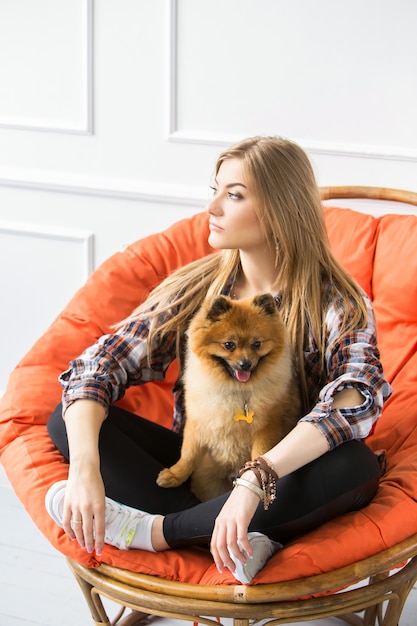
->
[233, 405, 254, 424]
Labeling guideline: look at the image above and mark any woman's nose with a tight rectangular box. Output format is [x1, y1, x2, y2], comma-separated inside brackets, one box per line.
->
[206, 194, 222, 215]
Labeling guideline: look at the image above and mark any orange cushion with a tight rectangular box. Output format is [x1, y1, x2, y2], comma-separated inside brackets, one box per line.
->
[1, 206, 417, 585]
[323, 206, 378, 297]
[371, 214, 417, 382]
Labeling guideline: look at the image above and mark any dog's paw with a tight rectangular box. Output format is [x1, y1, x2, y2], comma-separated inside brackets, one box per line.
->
[156, 468, 182, 488]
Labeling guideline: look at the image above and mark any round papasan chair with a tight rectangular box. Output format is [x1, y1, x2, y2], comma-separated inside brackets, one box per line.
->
[1, 186, 417, 626]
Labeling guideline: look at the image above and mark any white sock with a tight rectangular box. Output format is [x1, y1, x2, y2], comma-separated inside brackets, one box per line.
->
[129, 512, 159, 552]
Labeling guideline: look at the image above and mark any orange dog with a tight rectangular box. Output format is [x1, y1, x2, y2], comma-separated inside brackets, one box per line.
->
[157, 294, 301, 501]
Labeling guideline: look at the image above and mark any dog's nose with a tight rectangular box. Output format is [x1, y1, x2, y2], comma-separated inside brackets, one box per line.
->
[238, 359, 252, 371]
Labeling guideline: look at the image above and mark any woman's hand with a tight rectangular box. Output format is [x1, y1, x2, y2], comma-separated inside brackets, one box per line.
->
[62, 399, 107, 555]
[210, 474, 260, 575]
[62, 464, 106, 555]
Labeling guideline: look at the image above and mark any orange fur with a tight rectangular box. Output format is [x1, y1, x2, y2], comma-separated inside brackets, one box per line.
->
[157, 294, 301, 501]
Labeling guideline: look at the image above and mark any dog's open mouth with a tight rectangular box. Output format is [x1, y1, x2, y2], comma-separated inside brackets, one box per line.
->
[214, 356, 254, 382]
[234, 369, 251, 382]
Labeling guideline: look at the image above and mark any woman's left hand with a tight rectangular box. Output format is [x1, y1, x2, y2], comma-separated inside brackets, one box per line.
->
[210, 478, 260, 575]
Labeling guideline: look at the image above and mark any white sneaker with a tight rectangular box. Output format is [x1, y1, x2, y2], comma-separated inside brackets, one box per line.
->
[228, 532, 281, 584]
[45, 480, 151, 550]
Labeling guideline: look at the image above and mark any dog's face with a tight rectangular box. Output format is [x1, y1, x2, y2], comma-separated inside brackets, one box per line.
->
[188, 293, 288, 383]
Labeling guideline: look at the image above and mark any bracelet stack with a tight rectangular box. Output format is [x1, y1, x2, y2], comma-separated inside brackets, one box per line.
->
[233, 456, 279, 510]
[233, 477, 264, 500]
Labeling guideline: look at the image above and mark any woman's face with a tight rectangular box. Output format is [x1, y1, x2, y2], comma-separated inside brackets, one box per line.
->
[207, 158, 266, 252]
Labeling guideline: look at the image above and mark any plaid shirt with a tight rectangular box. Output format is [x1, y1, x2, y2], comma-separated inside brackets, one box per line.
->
[60, 282, 392, 450]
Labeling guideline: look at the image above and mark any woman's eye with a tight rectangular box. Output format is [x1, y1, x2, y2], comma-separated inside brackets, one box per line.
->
[209, 186, 217, 198]
[228, 192, 243, 200]
[223, 341, 236, 352]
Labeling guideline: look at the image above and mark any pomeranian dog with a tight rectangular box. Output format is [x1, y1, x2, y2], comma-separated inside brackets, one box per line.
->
[157, 293, 301, 501]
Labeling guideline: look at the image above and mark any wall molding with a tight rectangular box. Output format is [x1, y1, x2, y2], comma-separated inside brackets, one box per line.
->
[169, 129, 417, 163]
[167, 0, 178, 139]
[0, 169, 207, 208]
[0, 222, 94, 282]
[166, 0, 417, 163]
[0, 0, 94, 135]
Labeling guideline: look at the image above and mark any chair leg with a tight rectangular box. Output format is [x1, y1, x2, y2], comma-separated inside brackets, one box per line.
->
[360, 573, 416, 626]
[70, 565, 111, 626]
[379, 578, 416, 626]
[361, 572, 390, 626]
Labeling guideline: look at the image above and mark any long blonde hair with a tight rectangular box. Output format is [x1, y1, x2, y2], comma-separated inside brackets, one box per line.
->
[127, 136, 367, 410]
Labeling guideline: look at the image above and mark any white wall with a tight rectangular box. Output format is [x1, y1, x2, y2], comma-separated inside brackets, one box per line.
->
[1, 0, 417, 393]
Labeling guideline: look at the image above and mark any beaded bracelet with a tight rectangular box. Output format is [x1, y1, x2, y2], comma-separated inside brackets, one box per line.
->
[238, 456, 279, 510]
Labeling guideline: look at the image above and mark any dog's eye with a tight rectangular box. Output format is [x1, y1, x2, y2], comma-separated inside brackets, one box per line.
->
[251, 341, 261, 350]
[223, 341, 236, 352]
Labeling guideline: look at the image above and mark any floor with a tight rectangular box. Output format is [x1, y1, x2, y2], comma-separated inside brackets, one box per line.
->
[1, 462, 417, 626]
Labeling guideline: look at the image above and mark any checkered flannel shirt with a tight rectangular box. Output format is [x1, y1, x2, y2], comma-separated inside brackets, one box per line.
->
[60, 282, 392, 450]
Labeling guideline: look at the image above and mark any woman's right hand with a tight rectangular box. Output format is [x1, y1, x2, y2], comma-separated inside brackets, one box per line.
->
[62, 399, 108, 555]
[62, 464, 106, 555]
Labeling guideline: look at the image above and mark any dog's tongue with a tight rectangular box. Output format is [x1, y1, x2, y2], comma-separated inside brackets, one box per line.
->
[235, 370, 251, 382]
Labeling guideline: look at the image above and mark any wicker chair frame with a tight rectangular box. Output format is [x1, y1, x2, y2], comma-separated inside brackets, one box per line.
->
[67, 186, 417, 626]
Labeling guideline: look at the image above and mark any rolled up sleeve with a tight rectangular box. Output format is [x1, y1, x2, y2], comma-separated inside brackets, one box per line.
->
[300, 289, 392, 449]
[59, 318, 177, 415]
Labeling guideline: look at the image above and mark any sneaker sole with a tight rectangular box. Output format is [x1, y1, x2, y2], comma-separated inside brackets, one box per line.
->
[44, 480, 68, 528]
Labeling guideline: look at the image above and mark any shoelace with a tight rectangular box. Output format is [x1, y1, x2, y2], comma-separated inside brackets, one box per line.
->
[105, 503, 134, 540]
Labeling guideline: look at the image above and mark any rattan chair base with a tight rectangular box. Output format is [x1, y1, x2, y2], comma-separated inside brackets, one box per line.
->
[67, 532, 417, 626]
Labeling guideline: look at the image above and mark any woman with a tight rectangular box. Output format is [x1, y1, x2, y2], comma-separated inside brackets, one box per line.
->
[46, 136, 391, 584]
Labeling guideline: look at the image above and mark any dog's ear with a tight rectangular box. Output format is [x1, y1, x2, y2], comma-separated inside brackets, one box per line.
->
[253, 293, 276, 315]
[206, 296, 233, 321]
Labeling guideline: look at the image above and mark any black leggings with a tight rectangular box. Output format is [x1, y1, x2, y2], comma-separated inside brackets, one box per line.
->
[47, 404, 381, 548]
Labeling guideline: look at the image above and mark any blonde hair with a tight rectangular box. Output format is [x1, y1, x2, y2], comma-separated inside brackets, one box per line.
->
[127, 136, 367, 410]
